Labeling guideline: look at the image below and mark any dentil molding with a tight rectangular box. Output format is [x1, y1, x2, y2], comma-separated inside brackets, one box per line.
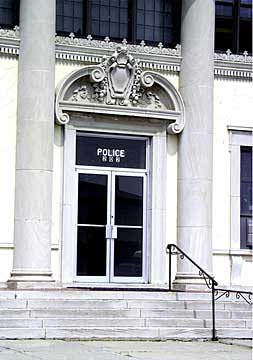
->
[0, 28, 252, 79]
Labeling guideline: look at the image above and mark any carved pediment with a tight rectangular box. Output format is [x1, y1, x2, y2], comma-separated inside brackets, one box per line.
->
[55, 46, 185, 134]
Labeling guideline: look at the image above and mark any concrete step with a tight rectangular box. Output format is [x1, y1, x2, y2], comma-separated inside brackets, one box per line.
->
[0, 305, 250, 321]
[205, 319, 251, 328]
[12, 290, 178, 300]
[26, 299, 186, 310]
[194, 310, 251, 319]
[30, 309, 142, 318]
[44, 327, 212, 340]
[0, 318, 43, 328]
[0, 310, 30, 318]
[185, 301, 252, 311]
[0, 328, 45, 339]
[140, 309, 195, 318]
[223, 302, 253, 311]
[0, 289, 251, 340]
[216, 328, 253, 339]
[0, 299, 27, 309]
[27, 299, 128, 309]
[0, 326, 251, 340]
[42, 318, 146, 327]
[0, 317, 251, 330]
[231, 310, 253, 319]
[177, 293, 212, 301]
[0, 298, 251, 313]
[45, 318, 204, 328]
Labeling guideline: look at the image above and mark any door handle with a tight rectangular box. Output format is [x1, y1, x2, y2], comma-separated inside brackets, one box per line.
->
[111, 225, 117, 239]
[105, 225, 117, 239]
[106, 224, 112, 239]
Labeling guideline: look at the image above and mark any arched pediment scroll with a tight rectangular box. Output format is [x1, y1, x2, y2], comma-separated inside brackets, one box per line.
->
[55, 46, 185, 134]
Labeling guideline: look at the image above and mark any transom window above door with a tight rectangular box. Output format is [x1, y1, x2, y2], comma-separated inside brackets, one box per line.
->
[76, 133, 147, 169]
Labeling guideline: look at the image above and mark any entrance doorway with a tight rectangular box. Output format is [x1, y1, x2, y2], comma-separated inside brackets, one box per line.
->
[75, 133, 148, 283]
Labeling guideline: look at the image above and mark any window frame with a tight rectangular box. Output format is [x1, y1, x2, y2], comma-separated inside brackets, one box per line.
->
[240, 146, 252, 249]
[229, 128, 253, 251]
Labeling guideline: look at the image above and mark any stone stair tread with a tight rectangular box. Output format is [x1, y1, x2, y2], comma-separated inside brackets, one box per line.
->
[0, 289, 251, 340]
[45, 327, 212, 339]
[0, 327, 251, 340]
[26, 299, 186, 309]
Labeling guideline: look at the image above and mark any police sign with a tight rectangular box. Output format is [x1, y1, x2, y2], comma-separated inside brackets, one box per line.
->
[76, 134, 146, 169]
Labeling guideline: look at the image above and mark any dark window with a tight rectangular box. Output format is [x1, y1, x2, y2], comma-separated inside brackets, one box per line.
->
[240, 147, 252, 249]
[88, 0, 129, 41]
[56, 0, 181, 47]
[0, 0, 19, 28]
[56, 0, 84, 37]
[136, 0, 173, 44]
[215, 0, 252, 54]
[2, 0, 251, 53]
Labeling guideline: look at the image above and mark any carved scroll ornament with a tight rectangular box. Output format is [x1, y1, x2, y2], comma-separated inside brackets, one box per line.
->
[55, 46, 185, 134]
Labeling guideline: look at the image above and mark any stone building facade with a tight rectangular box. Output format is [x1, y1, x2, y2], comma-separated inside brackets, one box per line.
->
[0, 0, 252, 290]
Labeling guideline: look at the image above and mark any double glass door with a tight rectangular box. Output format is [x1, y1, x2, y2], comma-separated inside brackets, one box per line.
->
[76, 169, 146, 283]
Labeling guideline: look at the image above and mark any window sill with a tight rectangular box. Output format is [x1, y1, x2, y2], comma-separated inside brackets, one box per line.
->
[213, 249, 253, 256]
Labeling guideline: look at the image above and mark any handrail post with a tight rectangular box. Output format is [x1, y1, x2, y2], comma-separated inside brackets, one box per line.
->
[211, 281, 217, 341]
[168, 245, 172, 291]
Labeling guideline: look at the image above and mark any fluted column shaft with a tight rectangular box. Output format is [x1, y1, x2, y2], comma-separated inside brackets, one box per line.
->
[10, 0, 55, 283]
[176, 0, 215, 287]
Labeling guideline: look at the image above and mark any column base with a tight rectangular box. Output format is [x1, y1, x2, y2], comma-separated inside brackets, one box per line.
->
[173, 272, 213, 291]
[8, 269, 55, 289]
[7, 281, 61, 290]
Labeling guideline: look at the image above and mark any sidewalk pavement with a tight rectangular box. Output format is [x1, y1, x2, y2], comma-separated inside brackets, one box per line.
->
[0, 339, 251, 360]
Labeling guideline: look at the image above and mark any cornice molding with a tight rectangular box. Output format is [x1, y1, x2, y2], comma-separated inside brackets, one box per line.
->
[0, 29, 252, 78]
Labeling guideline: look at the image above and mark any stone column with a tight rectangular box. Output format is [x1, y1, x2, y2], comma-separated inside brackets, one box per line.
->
[9, 0, 55, 285]
[175, 0, 215, 289]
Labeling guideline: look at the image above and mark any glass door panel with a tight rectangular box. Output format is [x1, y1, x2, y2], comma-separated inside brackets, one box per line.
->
[76, 172, 109, 280]
[77, 227, 106, 276]
[78, 173, 107, 225]
[115, 176, 143, 226]
[111, 173, 145, 282]
[114, 228, 143, 277]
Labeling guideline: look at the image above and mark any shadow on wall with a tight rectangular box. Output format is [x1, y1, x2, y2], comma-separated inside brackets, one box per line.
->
[167, 134, 178, 156]
[54, 124, 64, 147]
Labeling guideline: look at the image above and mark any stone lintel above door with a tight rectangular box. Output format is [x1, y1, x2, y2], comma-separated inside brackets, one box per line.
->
[55, 46, 185, 135]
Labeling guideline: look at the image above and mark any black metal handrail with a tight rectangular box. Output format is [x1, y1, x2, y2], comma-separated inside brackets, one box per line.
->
[166, 244, 252, 341]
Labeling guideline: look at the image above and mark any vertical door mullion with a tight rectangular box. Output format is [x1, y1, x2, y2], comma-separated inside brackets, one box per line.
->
[107, 171, 112, 281]
[73, 170, 79, 280]
[109, 172, 116, 281]
[142, 173, 147, 282]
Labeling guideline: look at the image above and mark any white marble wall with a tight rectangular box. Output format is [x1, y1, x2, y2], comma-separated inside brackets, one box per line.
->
[0, 54, 252, 287]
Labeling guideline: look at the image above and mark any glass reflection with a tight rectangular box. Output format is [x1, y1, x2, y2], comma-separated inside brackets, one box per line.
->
[114, 228, 143, 277]
[78, 174, 107, 225]
[115, 176, 143, 226]
[77, 226, 106, 276]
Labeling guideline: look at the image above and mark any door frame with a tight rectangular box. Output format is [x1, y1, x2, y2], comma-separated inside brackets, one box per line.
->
[61, 123, 168, 286]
